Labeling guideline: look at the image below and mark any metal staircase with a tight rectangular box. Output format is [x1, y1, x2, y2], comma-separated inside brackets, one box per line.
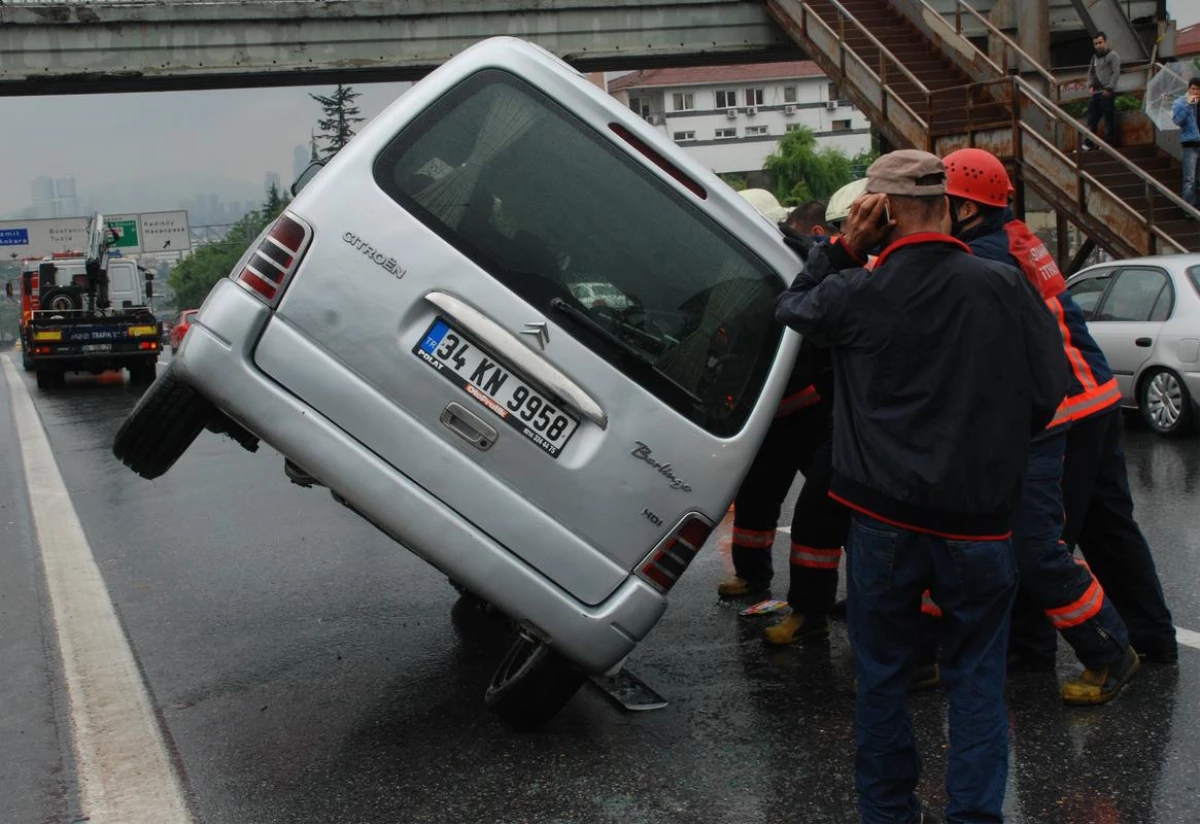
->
[766, 0, 1200, 264]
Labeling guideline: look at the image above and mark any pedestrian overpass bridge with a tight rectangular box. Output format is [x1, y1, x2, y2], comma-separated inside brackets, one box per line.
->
[0, 0, 1159, 96]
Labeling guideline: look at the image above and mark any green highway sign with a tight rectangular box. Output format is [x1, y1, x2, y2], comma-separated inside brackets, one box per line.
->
[106, 218, 139, 248]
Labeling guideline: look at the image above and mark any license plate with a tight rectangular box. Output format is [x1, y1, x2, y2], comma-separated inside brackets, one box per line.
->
[81, 344, 112, 352]
[414, 318, 580, 458]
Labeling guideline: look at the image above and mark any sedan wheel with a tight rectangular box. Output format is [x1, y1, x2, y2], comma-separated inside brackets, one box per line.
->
[1141, 369, 1195, 437]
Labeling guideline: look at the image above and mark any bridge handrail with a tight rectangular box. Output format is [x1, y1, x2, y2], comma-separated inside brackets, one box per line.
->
[822, 0, 934, 99]
[781, 0, 930, 137]
[948, 0, 1053, 90]
[942, 73, 1196, 254]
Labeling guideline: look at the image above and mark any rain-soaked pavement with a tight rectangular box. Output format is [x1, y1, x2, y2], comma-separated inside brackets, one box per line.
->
[2, 355, 1199, 824]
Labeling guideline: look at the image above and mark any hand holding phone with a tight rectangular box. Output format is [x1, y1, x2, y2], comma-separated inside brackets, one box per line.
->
[841, 193, 895, 259]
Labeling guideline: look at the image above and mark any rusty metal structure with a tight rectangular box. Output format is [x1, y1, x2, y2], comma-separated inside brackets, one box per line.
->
[767, 0, 1199, 263]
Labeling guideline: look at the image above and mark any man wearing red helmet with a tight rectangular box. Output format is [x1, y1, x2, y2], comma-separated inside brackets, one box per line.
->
[939, 147, 1176, 703]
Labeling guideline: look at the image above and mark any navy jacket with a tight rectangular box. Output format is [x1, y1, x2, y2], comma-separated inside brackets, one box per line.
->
[961, 211, 1120, 429]
[776, 234, 1068, 539]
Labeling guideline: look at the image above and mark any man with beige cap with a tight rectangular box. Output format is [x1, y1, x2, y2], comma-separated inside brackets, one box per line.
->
[776, 149, 1069, 824]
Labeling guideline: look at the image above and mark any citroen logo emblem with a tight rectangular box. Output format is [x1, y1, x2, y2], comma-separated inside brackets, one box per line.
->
[520, 321, 550, 349]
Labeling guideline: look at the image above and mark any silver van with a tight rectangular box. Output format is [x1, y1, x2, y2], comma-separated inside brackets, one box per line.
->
[113, 38, 801, 727]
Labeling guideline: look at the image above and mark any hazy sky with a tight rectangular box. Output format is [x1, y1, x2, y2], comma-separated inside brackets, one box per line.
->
[1, 0, 1196, 220]
[0, 82, 411, 219]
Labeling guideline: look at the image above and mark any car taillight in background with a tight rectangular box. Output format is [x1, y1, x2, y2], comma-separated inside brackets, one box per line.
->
[637, 513, 716, 594]
[234, 213, 312, 305]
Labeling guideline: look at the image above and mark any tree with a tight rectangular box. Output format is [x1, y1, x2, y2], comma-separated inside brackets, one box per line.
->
[309, 84, 364, 160]
[264, 180, 285, 216]
[764, 127, 855, 206]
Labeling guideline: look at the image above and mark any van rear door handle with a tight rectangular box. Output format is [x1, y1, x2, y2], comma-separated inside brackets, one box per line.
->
[440, 402, 498, 451]
[1135, 337, 1153, 348]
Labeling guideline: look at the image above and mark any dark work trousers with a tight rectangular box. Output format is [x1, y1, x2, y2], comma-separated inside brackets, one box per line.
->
[731, 402, 848, 614]
[1087, 92, 1118, 146]
[1007, 429, 1129, 670]
[1009, 409, 1176, 662]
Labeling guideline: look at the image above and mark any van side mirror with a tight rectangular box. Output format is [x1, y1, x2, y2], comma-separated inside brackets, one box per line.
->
[145, 282, 153, 298]
[291, 160, 326, 196]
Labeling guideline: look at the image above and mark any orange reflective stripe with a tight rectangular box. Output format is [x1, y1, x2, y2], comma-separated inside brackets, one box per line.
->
[1048, 297, 1099, 391]
[790, 544, 843, 569]
[732, 527, 775, 548]
[1047, 377, 1121, 428]
[1045, 577, 1105, 629]
[921, 589, 943, 618]
[776, 385, 821, 417]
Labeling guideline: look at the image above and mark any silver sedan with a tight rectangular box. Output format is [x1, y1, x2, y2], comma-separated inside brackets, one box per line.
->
[1065, 255, 1200, 436]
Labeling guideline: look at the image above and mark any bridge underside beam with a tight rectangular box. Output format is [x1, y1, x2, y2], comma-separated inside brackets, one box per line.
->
[0, 0, 802, 96]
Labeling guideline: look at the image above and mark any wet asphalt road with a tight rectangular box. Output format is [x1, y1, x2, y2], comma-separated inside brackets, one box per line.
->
[3, 356, 1200, 824]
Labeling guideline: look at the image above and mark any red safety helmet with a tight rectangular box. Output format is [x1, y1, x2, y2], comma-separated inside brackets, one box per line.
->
[943, 148, 1012, 208]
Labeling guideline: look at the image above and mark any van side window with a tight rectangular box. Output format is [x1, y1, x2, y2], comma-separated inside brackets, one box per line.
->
[373, 69, 784, 436]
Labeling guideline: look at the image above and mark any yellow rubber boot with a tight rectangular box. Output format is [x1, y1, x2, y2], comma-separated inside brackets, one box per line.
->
[763, 613, 830, 645]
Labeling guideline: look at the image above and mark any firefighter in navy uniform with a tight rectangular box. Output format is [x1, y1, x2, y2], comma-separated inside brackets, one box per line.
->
[939, 148, 1157, 703]
[717, 188, 851, 646]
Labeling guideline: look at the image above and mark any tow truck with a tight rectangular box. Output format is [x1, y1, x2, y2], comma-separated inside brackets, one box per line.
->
[6, 214, 161, 389]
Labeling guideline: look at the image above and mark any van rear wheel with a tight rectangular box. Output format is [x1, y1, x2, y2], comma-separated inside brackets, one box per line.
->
[112, 365, 215, 479]
[484, 634, 584, 730]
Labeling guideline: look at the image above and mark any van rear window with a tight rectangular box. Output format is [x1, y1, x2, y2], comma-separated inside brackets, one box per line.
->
[373, 70, 784, 436]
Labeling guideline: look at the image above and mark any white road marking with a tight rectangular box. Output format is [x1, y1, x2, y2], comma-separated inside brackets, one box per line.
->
[1176, 627, 1200, 652]
[2, 356, 191, 824]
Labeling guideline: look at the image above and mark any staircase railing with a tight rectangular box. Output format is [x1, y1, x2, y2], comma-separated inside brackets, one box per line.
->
[947, 0, 1150, 103]
[914, 0, 1198, 254]
[769, 0, 936, 149]
[951, 74, 1194, 255]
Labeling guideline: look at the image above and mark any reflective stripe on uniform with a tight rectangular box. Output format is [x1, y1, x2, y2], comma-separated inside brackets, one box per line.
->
[775, 385, 821, 417]
[733, 527, 776, 548]
[921, 589, 943, 618]
[790, 544, 843, 569]
[1045, 576, 1106, 629]
[1047, 377, 1122, 428]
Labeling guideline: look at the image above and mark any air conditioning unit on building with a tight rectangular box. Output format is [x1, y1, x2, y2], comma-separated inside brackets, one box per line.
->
[784, 105, 796, 115]
[746, 106, 757, 115]
[647, 114, 664, 125]
[726, 108, 738, 119]
[826, 100, 839, 110]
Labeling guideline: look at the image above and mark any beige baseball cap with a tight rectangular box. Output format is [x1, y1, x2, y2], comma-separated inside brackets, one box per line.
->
[865, 150, 947, 196]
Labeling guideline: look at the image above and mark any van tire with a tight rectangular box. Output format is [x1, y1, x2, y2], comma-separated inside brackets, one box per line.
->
[112, 365, 215, 479]
[484, 635, 584, 730]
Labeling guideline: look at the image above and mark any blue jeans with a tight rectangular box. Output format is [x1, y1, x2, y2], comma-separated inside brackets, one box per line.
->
[847, 514, 1016, 824]
[1183, 145, 1199, 208]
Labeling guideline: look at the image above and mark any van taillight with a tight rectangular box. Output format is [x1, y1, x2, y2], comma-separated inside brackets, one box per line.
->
[235, 213, 312, 305]
[638, 513, 716, 594]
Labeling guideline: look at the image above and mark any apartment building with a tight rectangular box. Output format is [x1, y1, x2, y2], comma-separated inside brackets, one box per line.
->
[607, 61, 872, 176]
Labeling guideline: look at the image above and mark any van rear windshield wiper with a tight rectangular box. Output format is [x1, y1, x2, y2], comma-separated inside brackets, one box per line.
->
[549, 297, 702, 405]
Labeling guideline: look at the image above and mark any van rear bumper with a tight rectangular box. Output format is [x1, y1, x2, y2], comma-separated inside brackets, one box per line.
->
[174, 279, 667, 672]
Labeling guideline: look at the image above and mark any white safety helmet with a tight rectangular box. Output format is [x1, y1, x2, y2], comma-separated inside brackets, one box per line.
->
[825, 178, 869, 226]
[738, 188, 793, 224]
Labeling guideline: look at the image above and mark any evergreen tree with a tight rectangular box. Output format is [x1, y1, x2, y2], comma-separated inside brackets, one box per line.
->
[264, 180, 286, 216]
[309, 85, 364, 160]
